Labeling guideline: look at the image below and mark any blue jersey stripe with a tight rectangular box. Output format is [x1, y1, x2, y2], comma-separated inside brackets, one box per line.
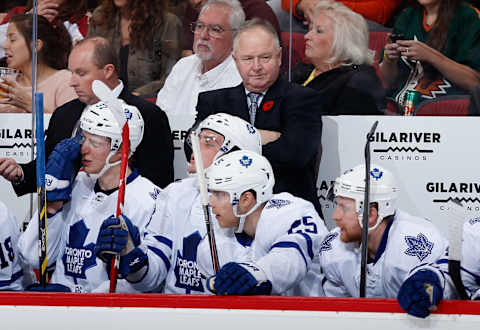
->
[298, 232, 314, 260]
[153, 235, 173, 249]
[148, 245, 171, 271]
[270, 242, 308, 268]
[0, 269, 23, 287]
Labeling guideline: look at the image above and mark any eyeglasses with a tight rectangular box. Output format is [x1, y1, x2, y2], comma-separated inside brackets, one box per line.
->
[80, 134, 110, 149]
[236, 54, 277, 65]
[190, 21, 228, 38]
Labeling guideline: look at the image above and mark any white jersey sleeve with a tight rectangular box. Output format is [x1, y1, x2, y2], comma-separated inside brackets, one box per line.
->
[0, 201, 23, 291]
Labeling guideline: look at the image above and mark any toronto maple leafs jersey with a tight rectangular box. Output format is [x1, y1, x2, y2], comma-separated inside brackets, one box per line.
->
[18, 170, 167, 293]
[415, 216, 480, 300]
[148, 176, 213, 294]
[197, 192, 328, 295]
[0, 201, 23, 291]
[319, 209, 448, 298]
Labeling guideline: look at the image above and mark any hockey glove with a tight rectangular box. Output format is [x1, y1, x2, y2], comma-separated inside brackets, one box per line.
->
[398, 269, 443, 318]
[210, 262, 272, 295]
[94, 214, 148, 281]
[45, 136, 82, 202]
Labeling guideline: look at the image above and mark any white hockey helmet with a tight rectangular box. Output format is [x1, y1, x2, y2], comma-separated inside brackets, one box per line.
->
[80, 100, 144, 155]
[331, 163, 399, 231]
[80, 100, 144, 176]
[196, 113, 262, 159]
[206, 150, 274, 233]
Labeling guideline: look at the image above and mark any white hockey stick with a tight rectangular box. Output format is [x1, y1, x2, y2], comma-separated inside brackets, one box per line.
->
[190, 130, 220, 274]
[446, 198, 469, 299]
[92, 80, 130, 293]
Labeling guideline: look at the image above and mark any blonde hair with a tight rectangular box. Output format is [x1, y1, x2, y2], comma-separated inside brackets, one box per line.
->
[314, 0, 374, 66]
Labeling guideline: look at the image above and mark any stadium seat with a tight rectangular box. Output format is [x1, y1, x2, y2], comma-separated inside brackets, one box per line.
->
[414, 95, 470, 116]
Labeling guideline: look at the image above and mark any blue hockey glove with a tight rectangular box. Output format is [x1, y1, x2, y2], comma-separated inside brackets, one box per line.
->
[398, 269, 443, 318]
[211, 262, 272, 295]
[94, 214, 148, 280]
[45, 136, 82, 202]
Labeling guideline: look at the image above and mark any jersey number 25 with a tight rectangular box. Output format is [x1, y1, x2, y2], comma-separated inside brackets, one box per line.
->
[288, 216, 318, 234]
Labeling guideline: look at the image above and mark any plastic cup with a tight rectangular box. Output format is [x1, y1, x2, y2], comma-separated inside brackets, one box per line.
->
[0, 67, 19, 98]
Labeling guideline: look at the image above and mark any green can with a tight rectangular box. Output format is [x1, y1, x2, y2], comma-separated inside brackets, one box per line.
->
[403, 90, 421, 116]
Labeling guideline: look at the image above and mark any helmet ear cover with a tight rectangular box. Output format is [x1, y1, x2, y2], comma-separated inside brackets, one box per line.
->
[332, 164, 399, 231]
[206, 150, 275, 233]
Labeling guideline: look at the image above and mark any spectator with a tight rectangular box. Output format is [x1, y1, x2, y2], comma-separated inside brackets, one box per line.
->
[195, 18, 325, 217]
[380, 0, 480, 111]
[156, 0, 244, 126]
[0, 14, 76, 113]
[0, 37, 174, 195]
[182, 0, 281, 57]
[0, 0, 89, 58]
[88, 0, 182, 95]
[281, 0, 403, 26]
[291, 0, 385, 115]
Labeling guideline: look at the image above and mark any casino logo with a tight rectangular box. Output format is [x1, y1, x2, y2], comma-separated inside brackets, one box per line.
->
[427, 181, 480, 212]
[0, 128, 35, 160]
[317, 179, 335, 209]
[369, 131, 441, 162]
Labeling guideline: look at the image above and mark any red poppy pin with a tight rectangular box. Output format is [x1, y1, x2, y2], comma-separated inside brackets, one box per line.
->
[263, 101, 274, 111]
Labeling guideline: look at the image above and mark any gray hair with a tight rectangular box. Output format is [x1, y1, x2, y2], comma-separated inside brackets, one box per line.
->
[233, 18, 280, 53]
[200, 0, 246, 32]
[313, 0, 374, 66]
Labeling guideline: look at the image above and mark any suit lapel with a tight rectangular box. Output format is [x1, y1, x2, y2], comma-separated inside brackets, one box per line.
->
[255, 78, 287, 126]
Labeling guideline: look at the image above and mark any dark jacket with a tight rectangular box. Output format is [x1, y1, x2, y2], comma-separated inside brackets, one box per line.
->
[14, 88, 174, 196]
[195, 77, 324, 216]
[291, 62, 386, 115]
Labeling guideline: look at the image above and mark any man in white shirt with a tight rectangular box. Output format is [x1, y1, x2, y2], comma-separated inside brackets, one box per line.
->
[156, 0, 245, 127]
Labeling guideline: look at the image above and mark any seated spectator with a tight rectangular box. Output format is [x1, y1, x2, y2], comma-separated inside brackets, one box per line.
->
[281, 0, 402, 26]
[181, 0, 281, 57]
[0, 200, 24, 291]
[195, 18, 325, 217]
[18, 102, 163, 293]
[0, 14, 76, 113]
[88, 0, 182, 95]
[320, 164, 448, 298]
[0, 37, 174, 195]
[156, 0, 244, 126]
[198, 150, 327, 296]
[0, 0, 89, 58]
[380, 0, 480, 111]
[291, 0, 386, 115]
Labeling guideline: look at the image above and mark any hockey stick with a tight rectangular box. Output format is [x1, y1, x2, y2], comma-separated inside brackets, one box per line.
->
[35, 93, 48, 287]
[446, 198, 469, 299]
[91, 80, 129, 293]
[190, 130, 221, 274]
[359, 120, 379, 298]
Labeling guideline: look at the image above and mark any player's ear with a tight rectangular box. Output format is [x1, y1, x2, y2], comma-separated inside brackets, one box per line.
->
[368, 204, 379, 228]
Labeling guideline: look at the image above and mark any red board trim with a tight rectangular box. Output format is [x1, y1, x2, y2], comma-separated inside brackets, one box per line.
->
[0, 293, 479, 315]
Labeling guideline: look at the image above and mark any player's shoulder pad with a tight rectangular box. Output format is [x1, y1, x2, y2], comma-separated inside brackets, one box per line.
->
[388, 210, 446, 263]
[465, 216, 480, 237]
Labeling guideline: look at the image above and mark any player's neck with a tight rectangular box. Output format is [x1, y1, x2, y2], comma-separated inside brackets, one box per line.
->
[98, 165, 132, 191]
[243, 204, 265, 238]
[367, 220, 387, 259]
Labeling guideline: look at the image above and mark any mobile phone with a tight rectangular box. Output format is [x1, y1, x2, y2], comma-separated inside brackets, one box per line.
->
[390, 33, 405, 43]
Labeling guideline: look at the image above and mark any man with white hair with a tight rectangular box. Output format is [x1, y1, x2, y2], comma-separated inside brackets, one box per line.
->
[156, 0, 245, 127]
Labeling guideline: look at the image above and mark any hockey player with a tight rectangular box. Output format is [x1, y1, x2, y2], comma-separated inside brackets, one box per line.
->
[200, 150, 327, 296]
[135, 113, 263, 294]
[319, 164, 448, 299]
[0, 201, 23, 291]
[398, 215, 480, 318]
[18, 101, 165, 293]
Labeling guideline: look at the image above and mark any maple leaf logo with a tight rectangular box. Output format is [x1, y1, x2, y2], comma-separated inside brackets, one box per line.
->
[62, 220, 97, 280]
[174, 231, 204, 293]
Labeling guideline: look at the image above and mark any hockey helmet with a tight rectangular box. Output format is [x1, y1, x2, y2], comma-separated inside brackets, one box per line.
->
[206, 150, 274, 232]
[196, 113, 262, 159]
[330, 163, 399, 231]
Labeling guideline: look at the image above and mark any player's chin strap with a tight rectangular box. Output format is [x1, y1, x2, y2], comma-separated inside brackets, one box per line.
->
[95, 150, 122, 179]
[233, 200, 263, 233]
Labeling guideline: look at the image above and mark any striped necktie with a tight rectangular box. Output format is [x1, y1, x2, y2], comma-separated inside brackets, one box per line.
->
[248, 92, 261, 125]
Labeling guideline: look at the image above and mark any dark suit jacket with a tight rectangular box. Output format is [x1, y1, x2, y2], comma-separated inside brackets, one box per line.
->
[14, 88, 174, 195]
[196, 77, 324, 216]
